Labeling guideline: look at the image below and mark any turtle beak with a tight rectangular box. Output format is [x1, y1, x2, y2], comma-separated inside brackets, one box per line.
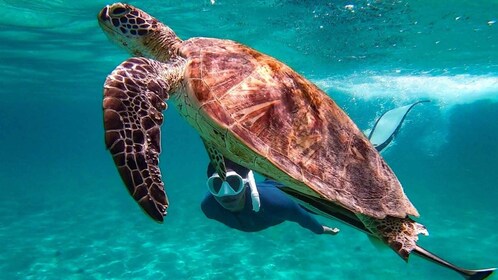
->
[98, 6, 109, 22]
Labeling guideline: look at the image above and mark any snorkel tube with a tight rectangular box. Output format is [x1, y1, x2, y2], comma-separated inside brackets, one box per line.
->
[247, 170, 260, 212]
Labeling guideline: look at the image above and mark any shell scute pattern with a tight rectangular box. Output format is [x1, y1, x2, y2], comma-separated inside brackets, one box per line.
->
[190, 79, 211, 104]
[182, 39, 256, 99]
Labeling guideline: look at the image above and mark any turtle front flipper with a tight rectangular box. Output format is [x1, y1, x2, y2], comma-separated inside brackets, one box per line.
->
[103, 57, 180, 222]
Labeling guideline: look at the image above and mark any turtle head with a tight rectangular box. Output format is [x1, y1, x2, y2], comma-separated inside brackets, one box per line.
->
[98, 3, 182, 61]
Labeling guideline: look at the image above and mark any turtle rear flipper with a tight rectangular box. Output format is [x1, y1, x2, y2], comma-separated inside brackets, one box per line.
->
[357, 214, 429, 260]
[103, 57, 181, 222]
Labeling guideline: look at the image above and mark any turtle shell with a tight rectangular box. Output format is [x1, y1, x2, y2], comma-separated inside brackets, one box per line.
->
[178, 38, 418, 219]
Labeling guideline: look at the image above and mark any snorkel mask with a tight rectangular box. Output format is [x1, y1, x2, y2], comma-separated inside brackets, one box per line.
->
[207, 170, 247, 197]
[206, 169, 260, 212]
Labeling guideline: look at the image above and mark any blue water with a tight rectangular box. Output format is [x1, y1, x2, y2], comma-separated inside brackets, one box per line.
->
[0, 0, 497, 279]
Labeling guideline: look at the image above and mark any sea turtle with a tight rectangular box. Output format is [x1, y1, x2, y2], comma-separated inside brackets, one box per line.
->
[97, 3, 427, 260]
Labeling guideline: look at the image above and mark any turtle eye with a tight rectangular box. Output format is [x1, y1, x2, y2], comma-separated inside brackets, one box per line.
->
[110, 6, 129, 17]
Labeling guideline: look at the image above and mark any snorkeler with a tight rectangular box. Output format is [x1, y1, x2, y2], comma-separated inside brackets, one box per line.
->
[201, 158, 339, 235]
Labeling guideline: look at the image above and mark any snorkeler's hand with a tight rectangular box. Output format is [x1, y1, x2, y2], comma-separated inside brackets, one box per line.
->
[323, 226, 340, 235]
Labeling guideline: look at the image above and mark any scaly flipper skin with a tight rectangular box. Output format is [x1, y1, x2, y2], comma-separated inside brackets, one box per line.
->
[203, 139, 227, 180]
[103, 57, 180, 222]
[356, 214, 428, 260]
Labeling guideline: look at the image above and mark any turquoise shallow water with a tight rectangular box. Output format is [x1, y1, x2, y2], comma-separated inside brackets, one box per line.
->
[0, 0, 497, 279]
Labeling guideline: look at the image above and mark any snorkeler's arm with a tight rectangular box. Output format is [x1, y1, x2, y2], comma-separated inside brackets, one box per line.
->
[260, 180, 338, 235]
[289, 204, 339, 235]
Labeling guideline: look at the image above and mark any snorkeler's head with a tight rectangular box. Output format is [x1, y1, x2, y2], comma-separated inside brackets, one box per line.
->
[206, 159, 250, 211]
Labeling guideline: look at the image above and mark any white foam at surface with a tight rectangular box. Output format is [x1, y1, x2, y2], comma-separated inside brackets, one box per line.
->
[314, 74, 498, 106]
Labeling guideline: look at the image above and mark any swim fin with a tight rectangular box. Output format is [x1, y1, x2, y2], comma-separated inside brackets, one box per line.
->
[369, 100, 430, 152]
[413, 245, 496, 280]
